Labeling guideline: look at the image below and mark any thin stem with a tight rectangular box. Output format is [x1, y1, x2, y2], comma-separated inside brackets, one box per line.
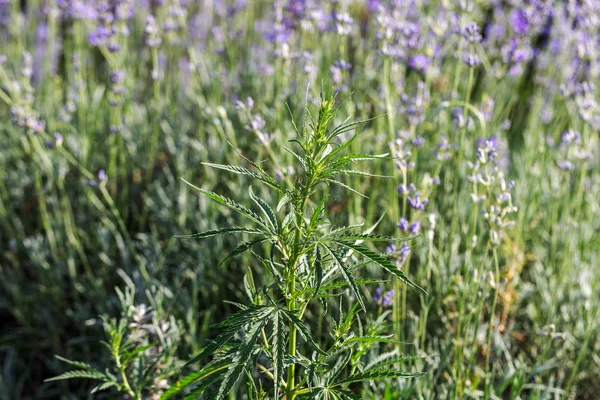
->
[484, 246, 500, 399]
[115, 351, 138, 399]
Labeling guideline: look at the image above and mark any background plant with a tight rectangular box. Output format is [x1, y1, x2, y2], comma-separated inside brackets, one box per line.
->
[1, 1, 599, 399]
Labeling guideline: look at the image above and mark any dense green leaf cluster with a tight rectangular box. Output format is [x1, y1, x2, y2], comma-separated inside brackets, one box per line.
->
[165, 91, 425, 399]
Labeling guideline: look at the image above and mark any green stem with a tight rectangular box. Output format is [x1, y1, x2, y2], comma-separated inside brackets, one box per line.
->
[286, 192, 309, 399]
[484, 247, 500, 399]
[115, 352, 138, 399]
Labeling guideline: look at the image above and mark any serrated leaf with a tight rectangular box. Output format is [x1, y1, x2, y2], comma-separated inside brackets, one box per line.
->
[173, 362, 231, 400]
[337, 169, 391, 178]
[228, 143, 284, 192]
[219, 237, 270, 267]
[186, 307, 271, 367]
[295, 278, 385, 298]
[54, 355, 96, 371]
[308, 197, 327, 233]
[91, 381, 118, 393]
[175, 226, 266, 239]
[327, 350, 352, 382]
[216, 318, 268, 400]
[364, 354, 426, 371]
[276, 191, 293, 212]
[272, 311, 285, 399]
[283, 146, 310, 172]
[181, 179, 271, 231]
[44, 370, 108, 382]
[343, 336, 402, 345]
[327, 115, 381, 141]
[121, 342, 157, 364]
[332, 240, 426, 295]
[280, 310, 326, 355]
[325, 179, 368, 198]
[332, 388, 363, 400]
[202, 162, 281, 191]
[249, 187, 278, 234]
[323, 244, 366, 312]
[312, 247, 324, 300]
[332, 369, 425, 386]
[251, 251, 284, 289]
[327, 233, 417, 242]
[320, 131, 359, 164]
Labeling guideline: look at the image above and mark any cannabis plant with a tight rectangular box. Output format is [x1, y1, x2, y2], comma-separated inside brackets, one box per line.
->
[45, 286, 180, 399]
[167, 91, 426, 399]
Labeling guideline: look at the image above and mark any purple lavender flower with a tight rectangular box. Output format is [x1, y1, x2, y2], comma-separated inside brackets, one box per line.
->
[462, 53, 481, 67]
[461, 22, 482, 43]
[412, 136, 425, 147]
[88, 26, 111, 47]
[372, 286, 382, 303]
[145, 15, 161, 48]
[408, 193, 428, 211]
[435, 134, 454, 161]
[399, 243, 411, 261]
[98, 169, 107, 183]
[557, 160, 574, 171]
[397, 183, 415, 196]
[396, 217, 409, 232]
[247, 114, 265, 132]
[409, 221, 420, 235]
[511, 9, 529, 36]
[408, 54, 430, 73]
[560, 130, 581, 146]
[476, 136, 498, 163]
[451, 107, 465, 128]
[333, 12, 353, 36]
[330, 60, 351, 88]
[367, 0, 381, 13]
[54, 132, 63, 147]
[382, 289, 394, 307]
[110, 70, 125, 85]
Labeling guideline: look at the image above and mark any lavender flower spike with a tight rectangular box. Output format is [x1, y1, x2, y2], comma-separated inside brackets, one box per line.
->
[408, 193, 428, 211]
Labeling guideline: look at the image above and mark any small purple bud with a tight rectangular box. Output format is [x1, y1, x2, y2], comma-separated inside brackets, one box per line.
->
[98, 169, 107, 183]
[462, 53, 481, 67]
[412, 136, 425, 147]
[409, 221, 421, 235]
[408, 54, 430, 73]
[54, 132, 63, 147]
[397, 217, 409, 232]
[386, 243, 397, 254]
[461, 22, 482, 43]
[408, 193, 428, 211]
[557, 160, 574, 171]
[382, 290, 394, 307]
[372, 286, 382, 303]
[511, 9, 529, 36]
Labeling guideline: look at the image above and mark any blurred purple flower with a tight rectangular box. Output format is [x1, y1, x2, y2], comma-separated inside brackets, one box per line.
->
[383, 289, 394, 307]
[461, 22, 482, 43]
[412, 136, 425, 147]
[408, 193, 428, 211]
[397, 217, 409, 231]
[408, 54, 430, 73]
[409, 221, 420, 235]
[98, 169, 107, 183]
[372, 286, 382, 303]
[511, 9, 529, 35]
